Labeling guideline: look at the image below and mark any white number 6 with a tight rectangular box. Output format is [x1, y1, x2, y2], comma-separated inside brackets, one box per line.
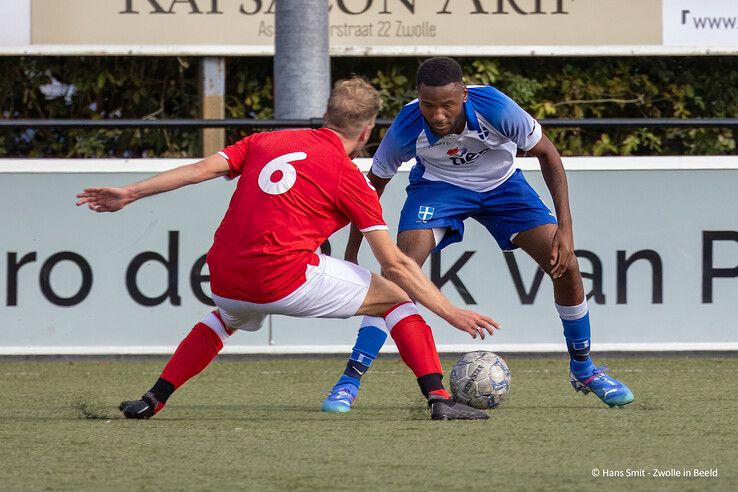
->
[258, 152, 307, 195]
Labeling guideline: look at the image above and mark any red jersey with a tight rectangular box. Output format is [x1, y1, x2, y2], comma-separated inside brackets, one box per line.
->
[207, 128, 387, 303]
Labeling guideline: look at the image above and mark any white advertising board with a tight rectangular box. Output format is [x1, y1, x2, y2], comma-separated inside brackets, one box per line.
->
[0, 0, 30, 46]
[0, 157, 737, 354]
[663, 0, 738, 47]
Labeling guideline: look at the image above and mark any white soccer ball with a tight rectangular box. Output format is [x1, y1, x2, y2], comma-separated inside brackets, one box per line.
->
[450, 351, 511, 409]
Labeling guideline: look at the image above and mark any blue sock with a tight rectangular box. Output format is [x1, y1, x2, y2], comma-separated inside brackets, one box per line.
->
[557, 301, 595, 378]
[335, 321, 387, 390]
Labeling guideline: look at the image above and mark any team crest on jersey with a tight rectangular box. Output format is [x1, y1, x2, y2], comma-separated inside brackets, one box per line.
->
[418, 206, 435, 222]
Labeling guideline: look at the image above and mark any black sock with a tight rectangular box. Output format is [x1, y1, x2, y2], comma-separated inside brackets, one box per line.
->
[343, 360, 370, 381]
[417, 373, 444, 398]
[148, 378, 176, 404]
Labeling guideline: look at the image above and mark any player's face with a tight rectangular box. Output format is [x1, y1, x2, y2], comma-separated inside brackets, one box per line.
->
[418, 82, 467, 136]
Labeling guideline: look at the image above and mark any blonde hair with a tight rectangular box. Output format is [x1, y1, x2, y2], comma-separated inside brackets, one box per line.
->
[324, 77, 382, 138]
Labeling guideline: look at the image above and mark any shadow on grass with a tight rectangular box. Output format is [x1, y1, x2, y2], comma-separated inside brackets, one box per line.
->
[10, 395, 649, 424]
[146, 403, 434, 422]
[54, 400, 651, 423]
[40, 401, 435, 423]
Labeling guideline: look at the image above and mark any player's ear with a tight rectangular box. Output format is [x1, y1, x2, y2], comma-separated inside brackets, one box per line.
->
[462, 84, 468, 102]
[359, 122, 373, 143]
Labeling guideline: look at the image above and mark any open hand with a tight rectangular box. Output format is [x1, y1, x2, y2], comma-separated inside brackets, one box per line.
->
[446, 308, 501, 340]
[76, 187, 132, 213]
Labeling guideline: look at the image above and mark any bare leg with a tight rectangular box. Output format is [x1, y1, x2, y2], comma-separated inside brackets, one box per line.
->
[512, 223, 585, 305]
[397, 228, 437, 267]
[512, 223, 591, 369]
[356, 274, 412, 316]
[356, 228, 438, 315]
[513, 224, 634, 406]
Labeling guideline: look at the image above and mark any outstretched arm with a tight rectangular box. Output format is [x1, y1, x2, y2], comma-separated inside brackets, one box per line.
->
[345, 170, 391, 263]
[363, 229, 500, 339]
[527, 134, 574, 279]
[76, 153, 230, 213]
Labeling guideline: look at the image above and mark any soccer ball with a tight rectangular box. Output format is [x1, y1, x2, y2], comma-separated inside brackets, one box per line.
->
[450, 351, 511, 409]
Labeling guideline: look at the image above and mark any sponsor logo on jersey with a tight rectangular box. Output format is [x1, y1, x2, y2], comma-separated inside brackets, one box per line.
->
[418, 206, 435, 222]
[448, 147, 491, 166]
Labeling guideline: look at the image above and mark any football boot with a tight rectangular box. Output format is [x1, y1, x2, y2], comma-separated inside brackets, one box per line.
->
[321, 383, 358, 413]
[428, 395, 489, 420]
[570, 365, 634, 407]
[119, 392, 163, 419]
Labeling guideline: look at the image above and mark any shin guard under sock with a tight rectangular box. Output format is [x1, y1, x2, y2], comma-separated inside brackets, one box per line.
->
[386, 302, 446, 398]
[339, 319, 388, 386]
[557, 301, 595, 377]
[160, 314, 228, 390]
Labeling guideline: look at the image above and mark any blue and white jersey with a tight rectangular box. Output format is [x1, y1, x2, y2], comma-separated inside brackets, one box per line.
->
[372, 85, 541, 192]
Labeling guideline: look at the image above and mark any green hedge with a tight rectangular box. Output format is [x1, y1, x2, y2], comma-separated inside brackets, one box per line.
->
[1, 56, 736, 157]
[0, 57, 199, 157]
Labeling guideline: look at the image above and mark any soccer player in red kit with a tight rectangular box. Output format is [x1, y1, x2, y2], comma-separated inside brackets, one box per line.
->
[77, 78, 499, 420]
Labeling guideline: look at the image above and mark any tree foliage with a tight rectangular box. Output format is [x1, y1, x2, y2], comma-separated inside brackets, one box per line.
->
[1, 56, 736, 157]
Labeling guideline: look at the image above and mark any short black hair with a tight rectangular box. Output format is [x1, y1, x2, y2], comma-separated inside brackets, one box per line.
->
[416, 57, 463, 88]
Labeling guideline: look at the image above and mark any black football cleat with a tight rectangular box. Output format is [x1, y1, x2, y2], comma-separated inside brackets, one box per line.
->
[428, 395, 489, 420]
[119, 392, 161, 419]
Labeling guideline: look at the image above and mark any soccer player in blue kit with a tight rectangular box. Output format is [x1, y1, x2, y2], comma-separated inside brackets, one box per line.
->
[322, 57, 634, 412]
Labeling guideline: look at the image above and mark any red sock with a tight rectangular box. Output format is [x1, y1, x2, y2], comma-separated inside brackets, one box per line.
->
[161, 319, 227, 389]
[428, 388, 452, 399]
[386, 302, 447, 398]
[390, 313, 443, 377]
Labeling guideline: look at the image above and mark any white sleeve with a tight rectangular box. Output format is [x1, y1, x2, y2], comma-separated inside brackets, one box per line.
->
[372, 136, 405, 179]
[520, 118, 542, 151]
[371, 102, 421, 179]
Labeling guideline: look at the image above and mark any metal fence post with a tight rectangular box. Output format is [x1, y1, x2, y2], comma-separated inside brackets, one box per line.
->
[200, 57, 226, 156]
[274, 0, 330, 120]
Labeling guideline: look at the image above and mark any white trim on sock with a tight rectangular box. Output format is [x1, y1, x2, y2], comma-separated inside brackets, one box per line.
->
[555, 300, 588, 321]
[361, 316, 389, 334]
[202, 311, 230, 342]
[384, 302, 420, 331]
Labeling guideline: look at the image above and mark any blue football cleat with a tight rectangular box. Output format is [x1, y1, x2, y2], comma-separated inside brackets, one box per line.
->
[321, 384, 358, 413]
[570, 365, 634, 407]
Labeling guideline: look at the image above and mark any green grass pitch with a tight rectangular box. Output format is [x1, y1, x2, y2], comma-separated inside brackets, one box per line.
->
[1, 355, 736, 491]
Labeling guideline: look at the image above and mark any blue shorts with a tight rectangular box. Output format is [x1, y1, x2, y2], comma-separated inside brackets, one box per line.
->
[398, 169, 557, 252]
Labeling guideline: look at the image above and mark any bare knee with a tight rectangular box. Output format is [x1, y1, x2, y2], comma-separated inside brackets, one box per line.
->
[552, 263, 585, 304]
[357, 274, 410, 317]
